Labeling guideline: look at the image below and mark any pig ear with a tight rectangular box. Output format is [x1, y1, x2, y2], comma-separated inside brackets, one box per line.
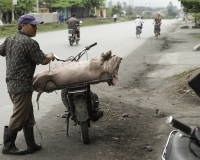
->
[100, 52, 105, 65]
[107, 51, 112, 57]
[103, 51, 112, 60]
[101, 52, 105, 57]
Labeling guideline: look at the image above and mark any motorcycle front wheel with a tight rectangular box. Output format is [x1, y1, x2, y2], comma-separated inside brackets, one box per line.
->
[155, 32, 159, 40]
[80, 121, 89, 144]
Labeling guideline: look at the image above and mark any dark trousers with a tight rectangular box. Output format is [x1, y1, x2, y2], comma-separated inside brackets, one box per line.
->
[154, 24, 161, 33]
[75, 29, 80, 38]
[8, 92, 35, 131]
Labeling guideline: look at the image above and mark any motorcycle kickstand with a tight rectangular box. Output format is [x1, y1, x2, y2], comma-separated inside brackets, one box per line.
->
[66, 112, 71, 136]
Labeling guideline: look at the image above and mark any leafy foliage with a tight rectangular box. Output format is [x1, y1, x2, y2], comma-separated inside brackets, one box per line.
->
[0, 0, 12, 12]
[14, 0, 36, 13]
[112, 3, 122, 15]
[178, 0, 200, 25]
[167, 2, 179, 18]
[178, 0, 200, 13]
[51, 0, 83, 8]
[39, 0, 105, 8]
[0, 0, 106, 13]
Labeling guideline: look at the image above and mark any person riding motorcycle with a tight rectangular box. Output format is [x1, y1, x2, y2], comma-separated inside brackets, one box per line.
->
[153, 14, 162, 35]
[66, 13, 80, 39]
[135, 16, 143, 33]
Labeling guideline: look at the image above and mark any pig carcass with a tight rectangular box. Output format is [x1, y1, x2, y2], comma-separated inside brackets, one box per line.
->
[33, 51, 122, 108]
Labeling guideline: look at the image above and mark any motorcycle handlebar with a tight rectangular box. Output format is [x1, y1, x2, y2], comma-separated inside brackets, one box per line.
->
[166, 116, 192, 135]
[54, 42, 97, 62]
[85, 42, 97, 50]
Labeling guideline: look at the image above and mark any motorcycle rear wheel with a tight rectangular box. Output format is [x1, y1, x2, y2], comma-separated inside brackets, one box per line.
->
[69, 40, 73, 46]
[155, 31, 159, 40]
[80, 121, 89, 144]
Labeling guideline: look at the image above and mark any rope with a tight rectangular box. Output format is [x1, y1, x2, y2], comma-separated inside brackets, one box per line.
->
[35, 123, 43, 145]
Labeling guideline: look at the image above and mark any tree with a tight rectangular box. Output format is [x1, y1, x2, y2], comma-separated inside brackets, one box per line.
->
[108, 0, 113, 9]
[112, 2, 122, 16]
[178, 0, 200, 13]
[14, 0, 36, 13]
[0, 0, 12, 12]
[50, 0, 83, 8]
[82, 0, 105, 8]
[178, 0, 200, 25]
[39, 0, 105, 8]
[167, 1, 179, 18]
[125, 5, 134, 15]
[0, 0, 12, 23]
[123, 2, 127, 9]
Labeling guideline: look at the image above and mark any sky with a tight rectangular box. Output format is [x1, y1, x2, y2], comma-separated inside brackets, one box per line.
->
[109, 0, 181, 9]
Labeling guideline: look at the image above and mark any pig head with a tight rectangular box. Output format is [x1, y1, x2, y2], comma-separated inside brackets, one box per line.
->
[33, 51, 122, 93]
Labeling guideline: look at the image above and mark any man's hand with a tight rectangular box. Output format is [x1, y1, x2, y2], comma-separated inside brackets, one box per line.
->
[41, 52, 55, 65]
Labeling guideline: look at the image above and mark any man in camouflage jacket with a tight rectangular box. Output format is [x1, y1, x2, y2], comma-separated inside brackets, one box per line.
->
[0, 14, 55, 155]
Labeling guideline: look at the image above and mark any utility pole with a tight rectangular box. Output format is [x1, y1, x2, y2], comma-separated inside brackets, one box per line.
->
[36, 0, 39, 13]
[12, 0, 17, 21]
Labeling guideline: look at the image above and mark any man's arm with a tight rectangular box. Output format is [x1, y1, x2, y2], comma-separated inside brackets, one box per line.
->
[153, 18, 156, 24]
[0, 42, 6, 57]
[41, 52, 55, 65]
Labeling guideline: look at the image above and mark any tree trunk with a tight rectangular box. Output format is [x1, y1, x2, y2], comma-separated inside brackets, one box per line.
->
[195, 16, 197, 27]
[81, 8, 84, 18]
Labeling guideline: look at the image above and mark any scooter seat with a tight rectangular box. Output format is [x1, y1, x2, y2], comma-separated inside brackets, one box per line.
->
[165, 131, 200, 160]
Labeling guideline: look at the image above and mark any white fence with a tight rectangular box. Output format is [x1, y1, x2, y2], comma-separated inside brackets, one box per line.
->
[29, 13, 59, 23]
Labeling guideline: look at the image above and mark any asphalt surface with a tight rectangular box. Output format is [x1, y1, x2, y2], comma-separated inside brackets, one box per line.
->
[0, 19, 199, 160]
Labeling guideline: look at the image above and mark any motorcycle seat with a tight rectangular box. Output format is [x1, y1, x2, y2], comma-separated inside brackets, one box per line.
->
[165, 131, 200, 160]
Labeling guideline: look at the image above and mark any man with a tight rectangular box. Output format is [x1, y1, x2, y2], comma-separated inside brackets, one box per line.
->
[183, 12, 188, 23]
[135, 16, 143, 33]
[0, 14, 55, 155]
[66, 13, 80, 39]
[58, 11, 63, 24]
[153, 14, 162, 35]
[113, 14, 117, 23]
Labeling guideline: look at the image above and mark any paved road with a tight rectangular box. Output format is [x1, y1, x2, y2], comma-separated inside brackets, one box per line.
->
[0, 19, 181, 157]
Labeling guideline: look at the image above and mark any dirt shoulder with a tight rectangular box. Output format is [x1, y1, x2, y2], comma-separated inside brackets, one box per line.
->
[91, 20, 200, 160]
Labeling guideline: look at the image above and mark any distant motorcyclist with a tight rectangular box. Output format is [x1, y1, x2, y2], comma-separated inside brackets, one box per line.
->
[153, 14, 162, 35]
[135, 15, 143, 33]
[66, 13, 80, 39]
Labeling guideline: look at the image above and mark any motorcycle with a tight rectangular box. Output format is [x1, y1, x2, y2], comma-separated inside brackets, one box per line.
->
[154, 23, 161, 40]
[136, 26, 141, 38]
[162, 116, 200, 160]
[136, 22, 143, 39]
[54, 42, 110, 144]
[68, 21, 82, 46]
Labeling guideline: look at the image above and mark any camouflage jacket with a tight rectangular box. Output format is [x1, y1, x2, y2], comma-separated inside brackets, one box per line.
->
[0, 31, 46, 93]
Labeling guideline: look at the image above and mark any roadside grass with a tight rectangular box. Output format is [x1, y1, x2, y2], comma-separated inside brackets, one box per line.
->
[173, 67, 200, 79]
[194, 34, 200, 39]
[81, 18, 114, 26]
[0, 23, 67, 38]
[0, 17, 130, 38]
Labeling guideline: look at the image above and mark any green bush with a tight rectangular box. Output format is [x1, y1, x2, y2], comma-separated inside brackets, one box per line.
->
[11, 20, 17, 24]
